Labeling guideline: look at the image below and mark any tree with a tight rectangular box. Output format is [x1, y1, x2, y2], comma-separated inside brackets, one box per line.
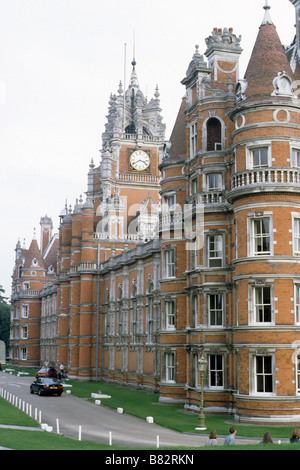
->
[0, 285, 10, 355]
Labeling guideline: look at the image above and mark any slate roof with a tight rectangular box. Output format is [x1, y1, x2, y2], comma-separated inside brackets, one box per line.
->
[244, 20, 294, 103]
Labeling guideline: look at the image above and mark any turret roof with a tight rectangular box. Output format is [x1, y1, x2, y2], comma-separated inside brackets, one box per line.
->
[243, 3, 294, 103]
[23, 238, 46, 269]
[168, 97, 187, 161]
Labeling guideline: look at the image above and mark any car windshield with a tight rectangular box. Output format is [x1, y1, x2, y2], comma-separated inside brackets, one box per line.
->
[39, 378, 60, 384]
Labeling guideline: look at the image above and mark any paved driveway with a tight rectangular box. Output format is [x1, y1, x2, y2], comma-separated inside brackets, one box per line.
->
[0, 371, 260, 448]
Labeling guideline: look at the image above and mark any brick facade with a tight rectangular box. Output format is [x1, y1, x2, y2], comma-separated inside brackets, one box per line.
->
[10, 1, 300, 423]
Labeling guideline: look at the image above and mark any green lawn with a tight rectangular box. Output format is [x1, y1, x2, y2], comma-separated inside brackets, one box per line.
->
[1, 370, 300, 450]
[0, 397, 39, 427]
[67, 380, 299, 439]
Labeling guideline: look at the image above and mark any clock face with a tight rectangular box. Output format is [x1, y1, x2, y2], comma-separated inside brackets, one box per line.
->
[130, 150, 150, 171]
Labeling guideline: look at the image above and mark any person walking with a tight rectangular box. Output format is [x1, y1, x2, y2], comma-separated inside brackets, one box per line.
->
[224, 426, 236, 445]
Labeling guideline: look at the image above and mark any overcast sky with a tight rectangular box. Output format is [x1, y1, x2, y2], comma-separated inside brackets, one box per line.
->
[0, 0, 295, 297]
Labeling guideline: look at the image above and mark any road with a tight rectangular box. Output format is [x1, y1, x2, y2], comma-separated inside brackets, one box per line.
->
[0, 371, 260, 449]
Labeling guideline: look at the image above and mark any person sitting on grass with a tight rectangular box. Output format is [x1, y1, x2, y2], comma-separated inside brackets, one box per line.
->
[290, 428, 300, 443]
[205, 429, 218, 446]
[260, 432, 273, 444]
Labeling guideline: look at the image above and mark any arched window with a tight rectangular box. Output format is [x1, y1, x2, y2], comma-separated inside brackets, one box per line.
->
[125, 123, 136, 134]
[206, 117, 222, 151]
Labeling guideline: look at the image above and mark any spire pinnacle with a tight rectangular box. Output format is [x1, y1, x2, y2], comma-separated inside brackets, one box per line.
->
[262, 0, 273, 25]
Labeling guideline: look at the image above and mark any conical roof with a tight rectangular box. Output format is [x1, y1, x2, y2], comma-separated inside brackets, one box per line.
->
[23, 239, 46, 269]
[243, 7, 294, 103]
[168, 97, 187, 160]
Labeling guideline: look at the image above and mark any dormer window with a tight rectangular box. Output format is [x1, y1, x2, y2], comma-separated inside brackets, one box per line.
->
[235, 79, 248, 103]
[272, 71, 293, 97]
[31, 258, 38, 267]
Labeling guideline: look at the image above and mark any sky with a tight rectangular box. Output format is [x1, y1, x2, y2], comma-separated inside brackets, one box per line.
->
[0, 0, 296, 297]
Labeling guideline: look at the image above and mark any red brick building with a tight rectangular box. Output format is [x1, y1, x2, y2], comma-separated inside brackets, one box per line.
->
[10, 1, 300, 423]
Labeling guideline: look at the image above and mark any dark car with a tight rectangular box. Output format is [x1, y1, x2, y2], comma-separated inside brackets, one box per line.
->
[30, 377, 63, 396]
[35, 366, 57, 378]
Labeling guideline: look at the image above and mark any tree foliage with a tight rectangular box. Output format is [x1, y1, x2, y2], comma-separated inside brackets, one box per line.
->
[0, 285, 10, 355]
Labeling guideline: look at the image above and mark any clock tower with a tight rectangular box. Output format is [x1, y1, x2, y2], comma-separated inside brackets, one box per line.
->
[94, 59, 166, 244]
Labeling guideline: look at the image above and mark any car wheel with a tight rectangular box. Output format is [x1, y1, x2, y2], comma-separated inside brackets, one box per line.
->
[38, 389, 44, 396]
[30, 387, 34, 394]
[57, 392, 62, 396]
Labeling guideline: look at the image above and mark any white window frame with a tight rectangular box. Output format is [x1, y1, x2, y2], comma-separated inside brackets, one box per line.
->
[21, 325, 28, 339]
[207, 293, 224, 327]
[165, 298, 176, 330]
[289, 142, 300, 168]
[252, 354, 275, 396]
[249, 283, 274, 325]
[208, 354, 224, 389]
[163, 192, 176, 212]
[292, 214, 300, 256]
[190, 121, 197, 159]
[163, 247, 176, 279]
[252, 147, 269, 168]
[247, 213, 273, 257]
[207, 234, 223, 267]
[163, 192, 176, 225]
[21, 347, 27, 360]
[246, 141, 271, 169]
[291, 148, 300, 168]
[294, 284, 300, 324]
[165, 351, 176, 382]
[22, 304, 29, 318]
[206, 173, 223, 191]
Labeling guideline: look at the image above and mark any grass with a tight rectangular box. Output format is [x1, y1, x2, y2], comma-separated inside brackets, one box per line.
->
[2, 368, 300, 450]
[66, 380, 299, 439]
[0, 398, 39, 427]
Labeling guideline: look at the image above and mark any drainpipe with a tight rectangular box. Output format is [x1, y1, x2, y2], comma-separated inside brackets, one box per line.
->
[95, 244, 100, 381]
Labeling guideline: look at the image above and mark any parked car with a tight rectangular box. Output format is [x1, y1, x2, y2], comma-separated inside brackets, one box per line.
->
[35, 366, 57, 378]
[30, 377, 63, 396]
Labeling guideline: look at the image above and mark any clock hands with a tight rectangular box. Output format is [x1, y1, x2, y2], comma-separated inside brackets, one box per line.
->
[130, 150, 150, 170]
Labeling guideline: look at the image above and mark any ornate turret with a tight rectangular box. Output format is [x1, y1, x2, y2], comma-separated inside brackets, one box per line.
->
[238, 0, 294, 104]
[102, 59, 165, 148]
